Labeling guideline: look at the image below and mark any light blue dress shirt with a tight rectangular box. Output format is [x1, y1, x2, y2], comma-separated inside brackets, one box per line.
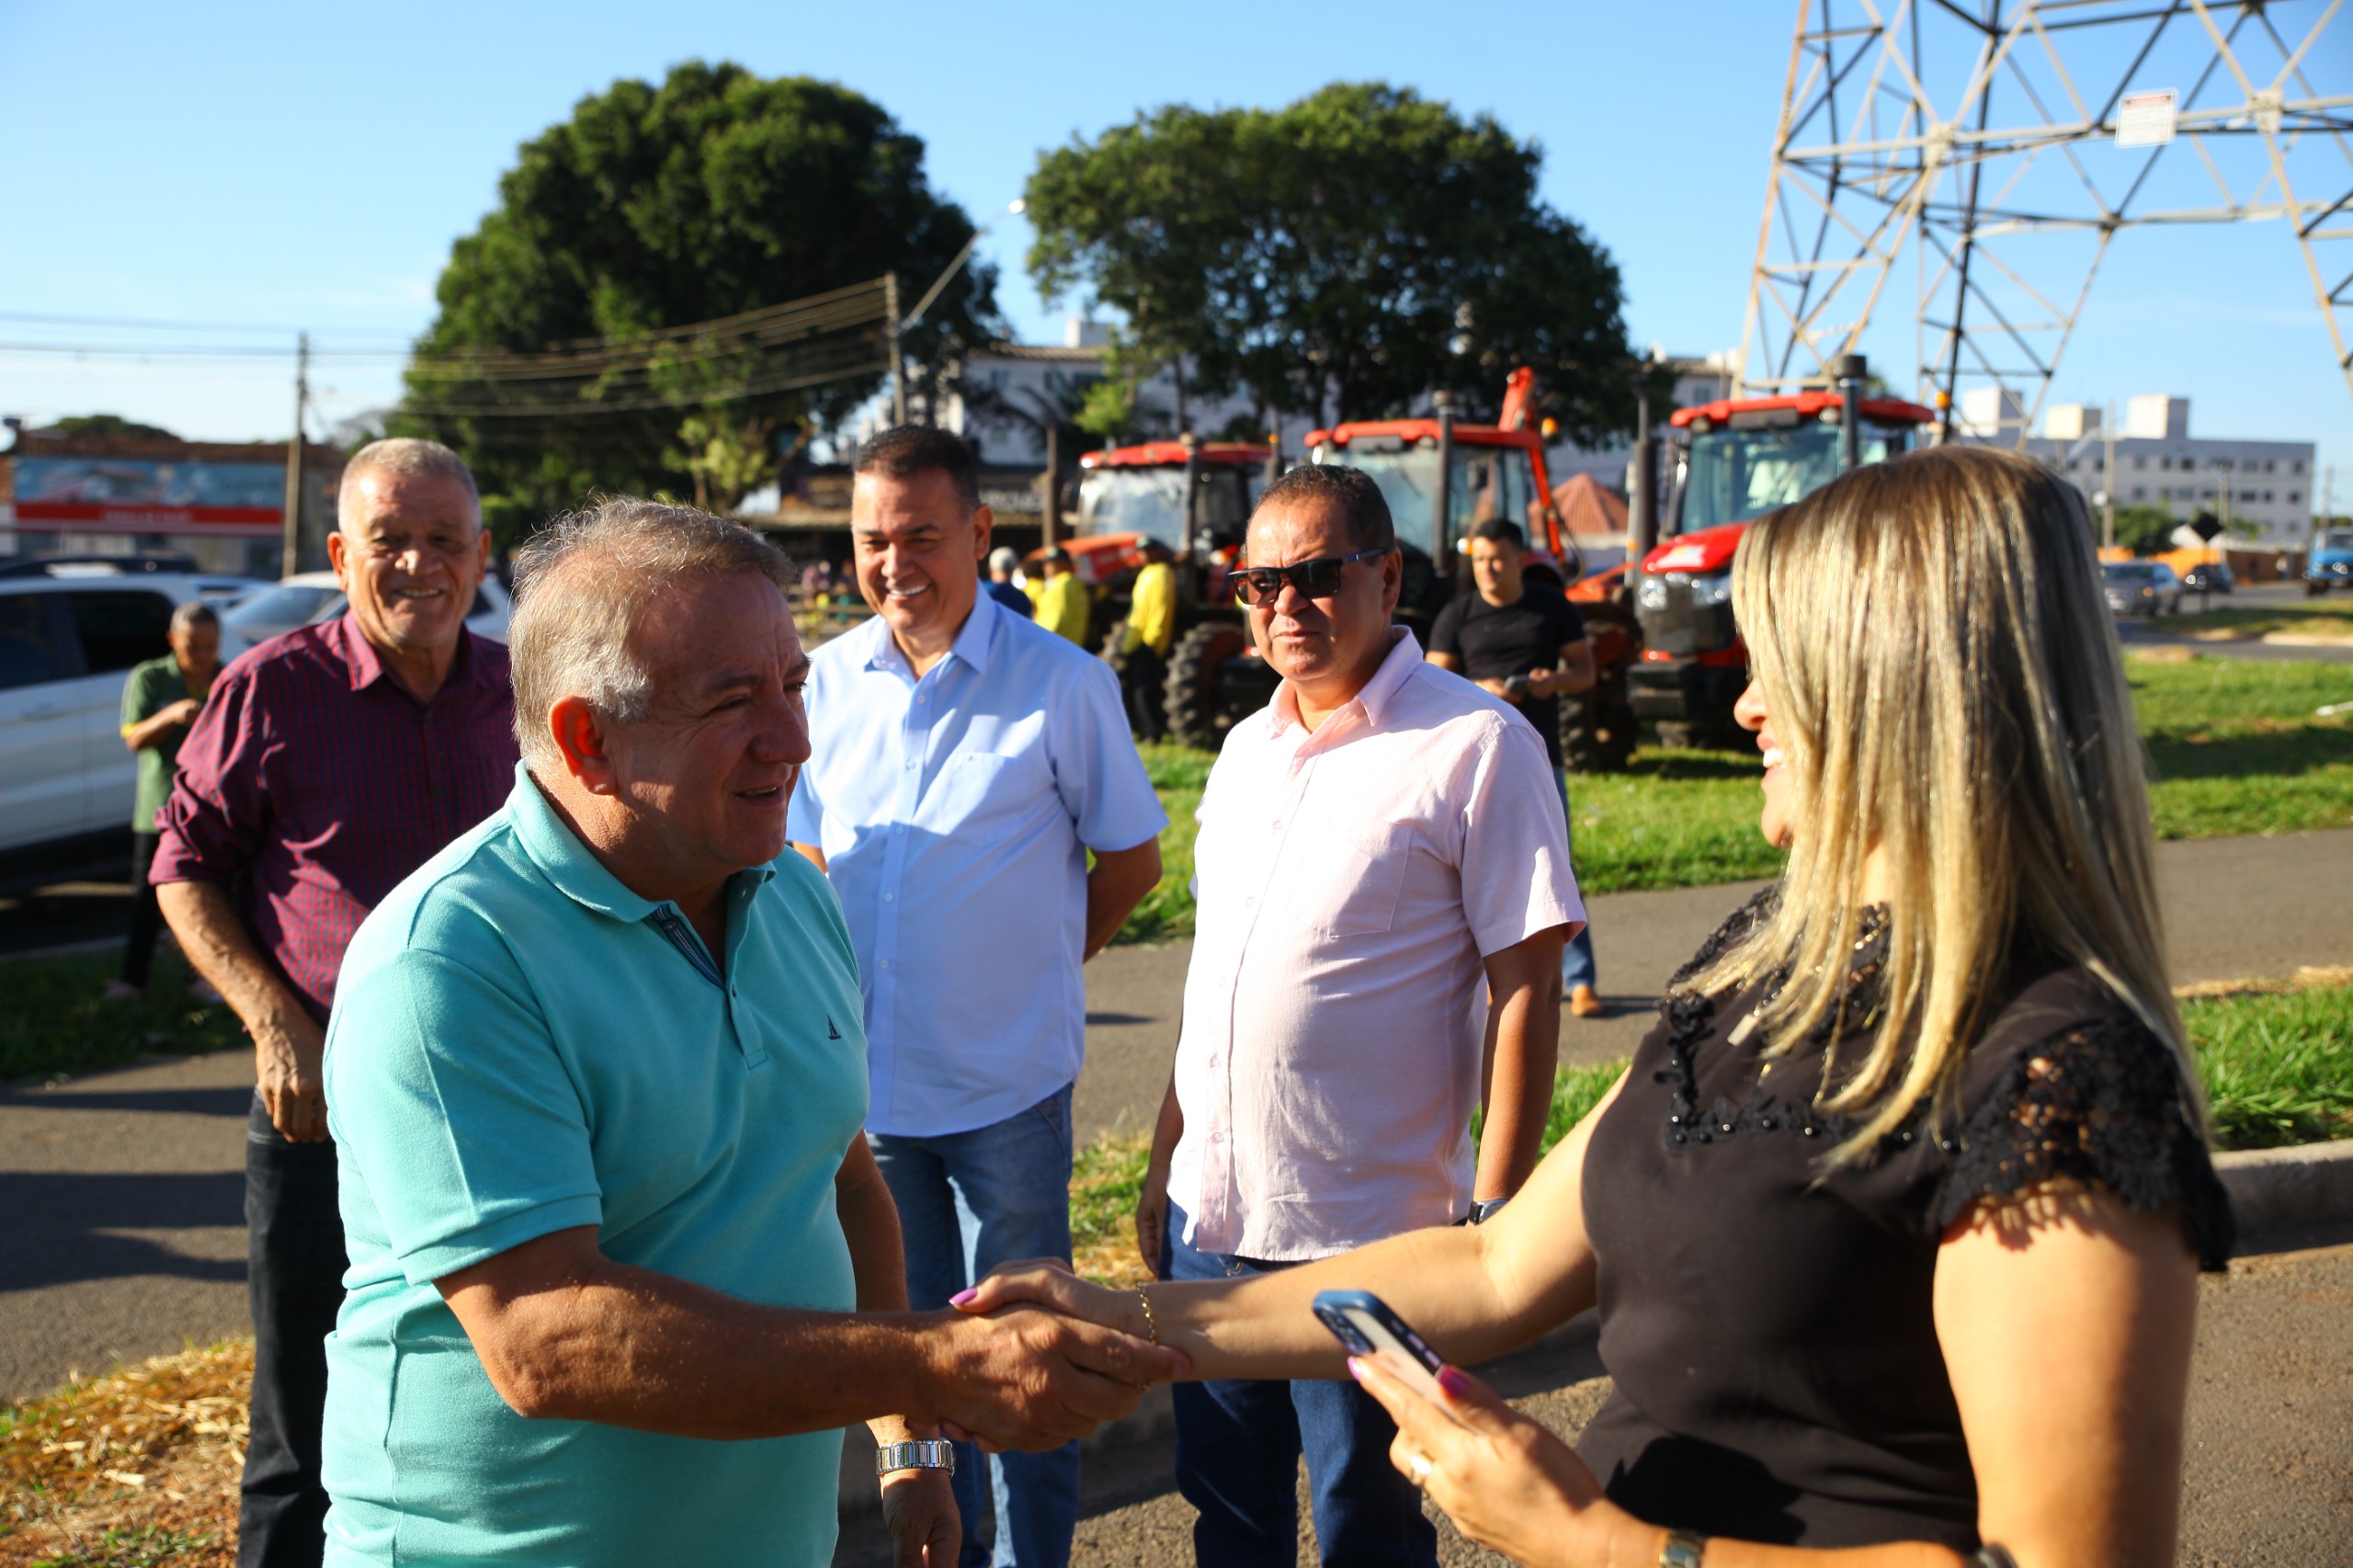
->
[790, 592, 1167, 1138]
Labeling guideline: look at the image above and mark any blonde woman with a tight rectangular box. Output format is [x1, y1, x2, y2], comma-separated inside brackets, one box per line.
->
[961, 446, 2233, 1567]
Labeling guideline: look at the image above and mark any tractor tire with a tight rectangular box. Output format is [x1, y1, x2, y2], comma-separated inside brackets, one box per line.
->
[1563, 699, 1638, 775]
[1165, 621, 1248, 751]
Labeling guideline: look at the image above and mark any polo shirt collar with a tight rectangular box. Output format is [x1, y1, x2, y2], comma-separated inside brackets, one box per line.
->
[1270, 626, 1422, 735]
[502, 763, 775, 926]
[860, 588, 999, 683]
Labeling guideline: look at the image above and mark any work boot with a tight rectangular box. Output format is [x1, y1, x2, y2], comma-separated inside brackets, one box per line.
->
[1569, 984, 1604, 1018]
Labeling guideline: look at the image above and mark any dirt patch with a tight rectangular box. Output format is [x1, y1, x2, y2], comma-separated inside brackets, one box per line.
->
[0, 1341, 246, 1565]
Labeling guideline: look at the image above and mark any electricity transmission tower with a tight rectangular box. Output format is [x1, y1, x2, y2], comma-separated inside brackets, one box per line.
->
[1735, 0, 2352, 442]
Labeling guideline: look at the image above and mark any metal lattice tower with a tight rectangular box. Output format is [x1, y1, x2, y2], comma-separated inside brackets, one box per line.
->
[1735, 0, 2353, 441]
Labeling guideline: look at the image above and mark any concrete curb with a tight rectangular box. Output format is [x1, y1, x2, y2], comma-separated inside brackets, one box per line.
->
[2214, 1140, 2353, 1239]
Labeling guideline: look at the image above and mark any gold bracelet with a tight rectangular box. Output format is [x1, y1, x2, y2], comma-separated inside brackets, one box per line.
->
[1658, 1528, 1707, 1568]
[1135, 1283, 1160, 1346]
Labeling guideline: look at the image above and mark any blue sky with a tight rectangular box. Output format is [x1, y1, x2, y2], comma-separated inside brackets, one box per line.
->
[2, 0, 2346, 498]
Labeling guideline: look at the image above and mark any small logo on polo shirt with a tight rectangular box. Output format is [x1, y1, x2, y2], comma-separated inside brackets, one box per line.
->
[827, 1017, 842, 1040]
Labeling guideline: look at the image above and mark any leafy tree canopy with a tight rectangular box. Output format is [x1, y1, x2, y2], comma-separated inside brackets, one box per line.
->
[39, 414, 179, 441]
[401, 62, 997, 515]
[1025, 83, 1640, 440]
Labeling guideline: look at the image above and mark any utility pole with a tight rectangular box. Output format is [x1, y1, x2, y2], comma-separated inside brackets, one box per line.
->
[279, 331, 309, 579]
[1042, 422, 1062, 549]
[883, 272, 906, 426]
[2101, 402, 2117, 551]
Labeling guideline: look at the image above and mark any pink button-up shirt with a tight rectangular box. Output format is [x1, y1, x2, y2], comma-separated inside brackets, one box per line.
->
[1166, 629, 1584, 1260]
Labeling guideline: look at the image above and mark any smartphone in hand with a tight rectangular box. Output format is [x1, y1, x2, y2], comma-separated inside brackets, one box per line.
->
[1313, 1290, 1448, 1403]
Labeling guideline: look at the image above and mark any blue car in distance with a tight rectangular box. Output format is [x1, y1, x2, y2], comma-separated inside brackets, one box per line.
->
[2309, 528, 2353, 597]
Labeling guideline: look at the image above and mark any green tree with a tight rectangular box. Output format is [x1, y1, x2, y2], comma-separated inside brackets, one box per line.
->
[400, 62, 997, 517]
[1025, 83, 1640, 438]
[40, 415, 179, 441]
[2109, 504, 2181, 555]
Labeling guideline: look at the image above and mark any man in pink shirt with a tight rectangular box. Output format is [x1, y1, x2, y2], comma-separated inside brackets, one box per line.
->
[1135, 463, 1584, 1567]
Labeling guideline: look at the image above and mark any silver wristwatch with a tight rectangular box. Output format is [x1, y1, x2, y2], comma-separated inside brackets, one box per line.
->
[876, 1438, 956, 1477]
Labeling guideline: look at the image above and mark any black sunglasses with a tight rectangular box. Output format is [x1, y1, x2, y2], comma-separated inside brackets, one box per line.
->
[1231, 547, 1392, 607]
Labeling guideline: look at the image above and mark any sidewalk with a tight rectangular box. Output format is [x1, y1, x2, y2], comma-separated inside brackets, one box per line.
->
[1076, 824, 2353, 1142]
[3, 828, 2350, 1403]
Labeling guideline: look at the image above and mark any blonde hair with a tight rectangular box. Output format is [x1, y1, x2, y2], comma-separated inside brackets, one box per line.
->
[507, 496, 794, 776]
[1688, 444, 2195, 1161]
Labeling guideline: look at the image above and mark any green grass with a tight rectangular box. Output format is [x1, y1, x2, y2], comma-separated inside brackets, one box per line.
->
[28, 1525, 221, 1566]
[0, 951, 244, 1084]
[1111, 744, 1213, 946]
[2166, 594, 2353, 642]
[2131, 656, 2353, 838]
[2187, 978, 2353, 1151]
[1110, 655, 2353, 944]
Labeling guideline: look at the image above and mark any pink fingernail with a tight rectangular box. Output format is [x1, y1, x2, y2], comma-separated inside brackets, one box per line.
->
[1438, 1366, 1472, 1399]
[1346, 1357, 1367, 1382]
[949, 1288, 977, 1307]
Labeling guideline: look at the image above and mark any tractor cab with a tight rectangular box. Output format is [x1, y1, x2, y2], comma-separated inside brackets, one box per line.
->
[1303, 369, 1576, 631]
[1631, 381, 1935, 744]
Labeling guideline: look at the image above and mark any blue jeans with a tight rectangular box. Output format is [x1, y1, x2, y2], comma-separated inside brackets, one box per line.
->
[1554, 768, 1598, 993]
[870, 1086, 1082, 1568]
[1164, 1204, 1438, 1568]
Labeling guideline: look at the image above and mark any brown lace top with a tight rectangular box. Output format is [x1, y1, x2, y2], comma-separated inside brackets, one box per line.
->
[1576, 891, 2234, 1551]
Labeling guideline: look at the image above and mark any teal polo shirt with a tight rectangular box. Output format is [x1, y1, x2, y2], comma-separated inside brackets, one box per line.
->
[320, 765, 869, 1567]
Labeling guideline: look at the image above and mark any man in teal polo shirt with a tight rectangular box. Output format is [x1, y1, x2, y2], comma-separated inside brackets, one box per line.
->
[321, 499, 1182, 1568]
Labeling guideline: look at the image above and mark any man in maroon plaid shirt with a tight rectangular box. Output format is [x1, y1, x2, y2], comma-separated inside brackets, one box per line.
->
[155, 437, 517, 1568]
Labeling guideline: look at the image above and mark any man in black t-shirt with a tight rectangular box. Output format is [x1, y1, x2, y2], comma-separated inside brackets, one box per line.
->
[1427, 517, 1605, 1017]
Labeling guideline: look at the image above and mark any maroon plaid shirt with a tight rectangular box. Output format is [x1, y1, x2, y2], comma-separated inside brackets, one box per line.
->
[153, 613, 517, 1024]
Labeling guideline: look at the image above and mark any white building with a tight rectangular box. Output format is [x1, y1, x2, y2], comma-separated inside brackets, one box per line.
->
[938, 319, 1265, 468]
[2011, 396, 2316, 548]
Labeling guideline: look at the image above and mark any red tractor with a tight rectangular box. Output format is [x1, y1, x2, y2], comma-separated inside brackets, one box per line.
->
[1304, 369, 1642, 771]
[1631, 357, 1935, 747]
[1064, 438, 1280, 746]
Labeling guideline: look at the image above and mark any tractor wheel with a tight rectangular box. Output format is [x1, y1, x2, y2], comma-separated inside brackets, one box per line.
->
[1563, 699, 1638, 775]
[1165, 621, 1248, 751]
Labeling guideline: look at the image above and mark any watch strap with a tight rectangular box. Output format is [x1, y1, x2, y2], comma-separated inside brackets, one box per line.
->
[875, 1438, 956, 1477]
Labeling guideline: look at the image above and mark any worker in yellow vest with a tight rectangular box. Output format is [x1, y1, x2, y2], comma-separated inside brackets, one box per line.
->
[1034, 548, 1091, 644]
[1118, 540, 1177, 740]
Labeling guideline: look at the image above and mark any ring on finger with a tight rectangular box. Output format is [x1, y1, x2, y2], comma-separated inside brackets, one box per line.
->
[1406, 1451, 1434, 1483]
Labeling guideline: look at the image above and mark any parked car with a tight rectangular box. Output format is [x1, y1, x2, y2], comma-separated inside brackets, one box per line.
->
[2308, 528, 2353, 596]
[222, 569, 513, 653]
[2102, 560, 2184, 617]
[2177, 560, 2234, 595]
[0, 559, 261, 892]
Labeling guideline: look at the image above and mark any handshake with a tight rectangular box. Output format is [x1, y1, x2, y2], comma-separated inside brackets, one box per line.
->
[910, 1262, 1166, 1451]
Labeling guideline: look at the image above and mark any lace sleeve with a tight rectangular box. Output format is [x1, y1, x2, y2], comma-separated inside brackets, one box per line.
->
[1933, 1013, 2235, 1271]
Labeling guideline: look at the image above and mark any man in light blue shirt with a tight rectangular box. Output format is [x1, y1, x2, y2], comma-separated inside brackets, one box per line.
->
[322, 499, 1182, 1568]
[790, 427, 1165, 1568]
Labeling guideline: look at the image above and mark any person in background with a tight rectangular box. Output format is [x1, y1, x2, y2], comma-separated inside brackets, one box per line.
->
[320, 498, 1181, 1568]
[984, 545, 1030, 616]
[1133, 463, 1580, 1568]
[789, 426, 1166, 1567]
[154, 438, 518, 1568]
[1427, 518, 1604, 1019]
[1034, 548, 1091, 645]
[970, 444, 2231, 1568]
[108, 599, 223, 1003]
[1118, 540, 1177, 741]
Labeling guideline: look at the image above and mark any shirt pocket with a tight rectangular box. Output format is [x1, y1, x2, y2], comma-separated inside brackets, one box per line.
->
[928, 750, 1045, 835]
[1298, 821, 1414, 937]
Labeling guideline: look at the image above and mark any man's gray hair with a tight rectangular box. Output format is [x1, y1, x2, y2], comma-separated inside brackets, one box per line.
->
[169, 599, 219, 634]
[507, 496, 795, 775]
[338, 437, 480, 529]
